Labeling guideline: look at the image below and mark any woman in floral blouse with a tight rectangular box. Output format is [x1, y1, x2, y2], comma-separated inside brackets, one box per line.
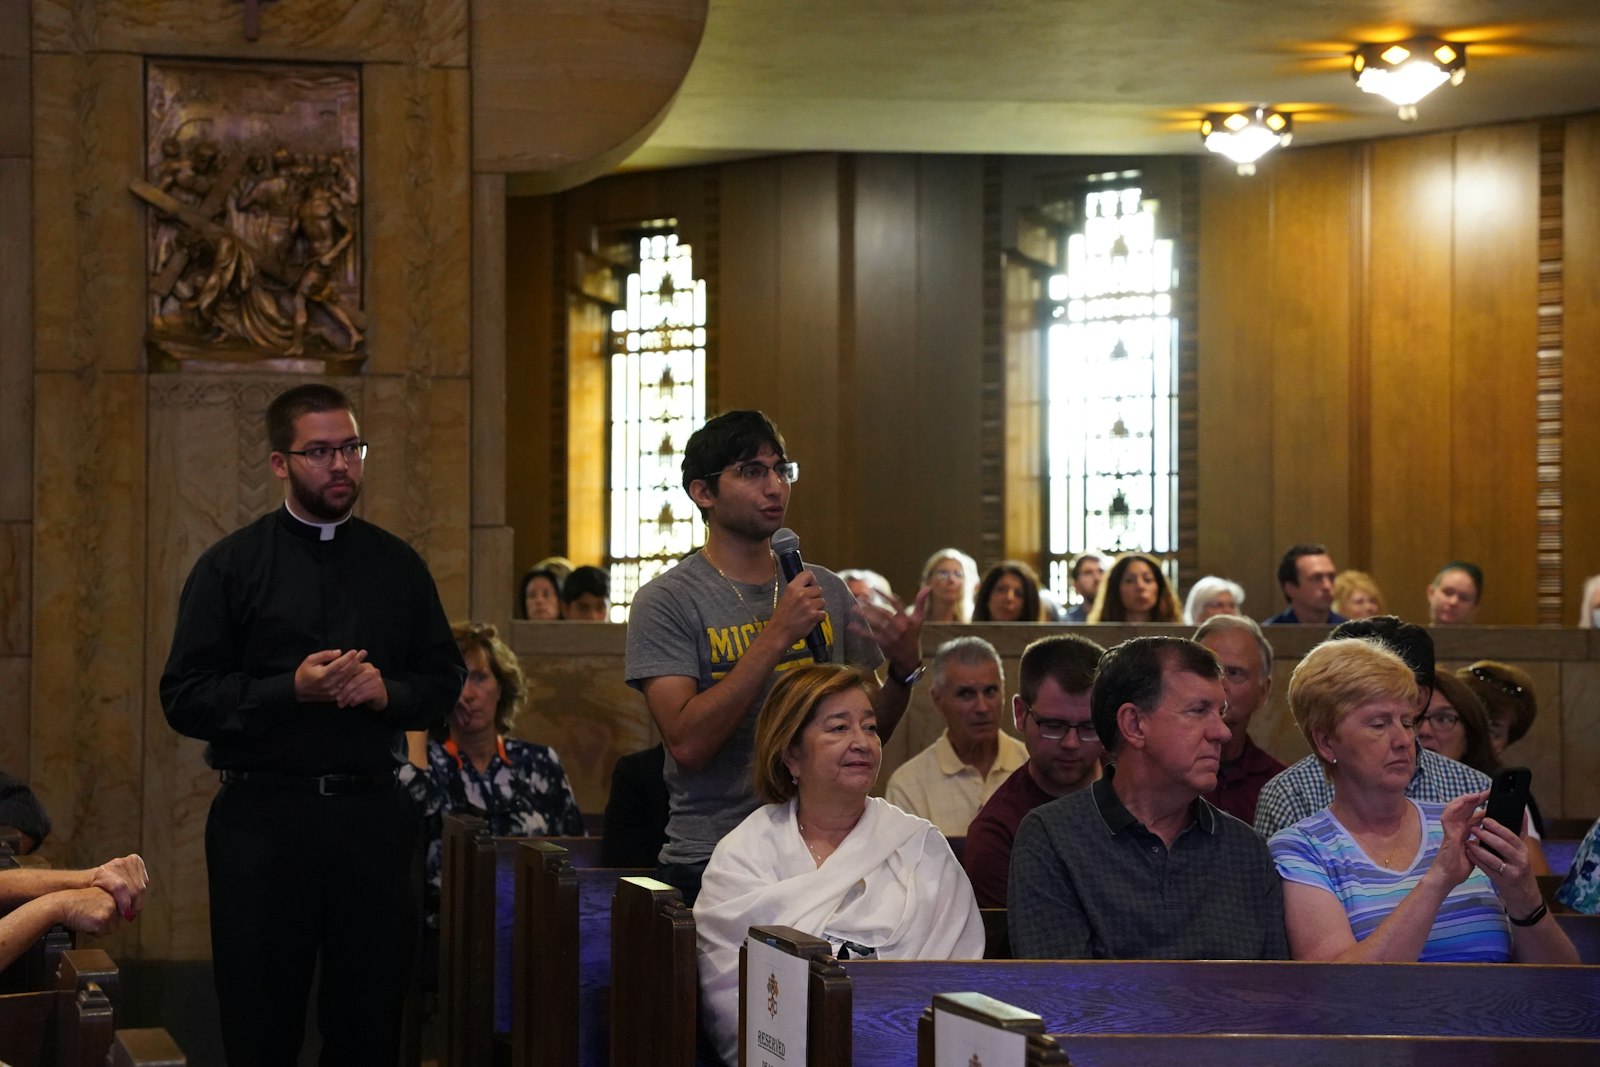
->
[403, 621, 584, 929]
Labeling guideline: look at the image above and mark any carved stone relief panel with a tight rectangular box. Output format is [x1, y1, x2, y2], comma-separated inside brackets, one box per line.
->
[134, 59, 363, 373]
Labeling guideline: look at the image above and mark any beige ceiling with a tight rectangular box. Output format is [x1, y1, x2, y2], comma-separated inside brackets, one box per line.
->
[621, 0, 1600, 171]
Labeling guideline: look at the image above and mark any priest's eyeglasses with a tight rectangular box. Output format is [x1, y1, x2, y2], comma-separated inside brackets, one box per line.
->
[283, 441, 369, 467]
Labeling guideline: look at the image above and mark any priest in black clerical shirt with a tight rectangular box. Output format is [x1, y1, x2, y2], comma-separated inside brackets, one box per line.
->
[160, 383, 464, 1067]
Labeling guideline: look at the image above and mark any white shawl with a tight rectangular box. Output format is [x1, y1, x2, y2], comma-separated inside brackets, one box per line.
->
[695, 796, 985, 1065]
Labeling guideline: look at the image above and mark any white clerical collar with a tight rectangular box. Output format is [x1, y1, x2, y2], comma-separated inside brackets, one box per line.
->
[283, 499, 351, 541]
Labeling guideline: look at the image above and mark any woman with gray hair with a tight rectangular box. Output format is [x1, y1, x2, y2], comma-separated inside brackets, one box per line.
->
[1270, 638, 1574, 964]
[1182, 575, 1245, 625]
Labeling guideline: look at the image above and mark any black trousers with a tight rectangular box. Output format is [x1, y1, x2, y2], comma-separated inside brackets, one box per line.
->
[206, 778, 420, 1067]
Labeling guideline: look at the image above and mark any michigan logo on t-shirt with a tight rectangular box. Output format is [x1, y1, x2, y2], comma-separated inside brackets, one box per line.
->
[706, 614, 836, 679]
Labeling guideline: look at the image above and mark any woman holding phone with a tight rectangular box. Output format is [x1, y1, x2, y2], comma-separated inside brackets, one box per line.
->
[1267, 637, 1575, 963]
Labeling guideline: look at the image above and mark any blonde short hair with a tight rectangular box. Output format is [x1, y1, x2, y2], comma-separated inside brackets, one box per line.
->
[751, 664, 879, 805]
[1332, 570, 1385, 617]
[1288, 638, 1417, 773]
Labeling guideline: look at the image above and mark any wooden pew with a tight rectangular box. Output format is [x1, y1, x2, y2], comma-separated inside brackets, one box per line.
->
[509, 842, 654, 1067]
[0, 948, 120, 1067]
[108, 1028, 188, 1066]
[837, 959, 1600, 1066]
[738, 926, 851, 1067]
[609, 876, 695, 1067]
[440, 813, 496, 1067]
[913, 991, 1600, 1067]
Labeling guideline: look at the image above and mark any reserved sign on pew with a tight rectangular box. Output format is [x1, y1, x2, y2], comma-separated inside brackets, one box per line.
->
[744, 934, 809, 1066]
[932, 993, 1032, 1065]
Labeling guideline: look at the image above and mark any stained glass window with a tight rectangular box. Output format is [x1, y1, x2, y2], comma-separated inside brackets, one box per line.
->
[1044, 184, 1178, 602]
[607, 229, 708, 620]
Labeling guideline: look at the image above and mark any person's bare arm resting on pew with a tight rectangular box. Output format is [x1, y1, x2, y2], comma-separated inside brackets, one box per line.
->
[0, 853, 148, 970]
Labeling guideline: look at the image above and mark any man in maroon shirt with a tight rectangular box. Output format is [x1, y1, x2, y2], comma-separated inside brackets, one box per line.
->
[1194, 614, 1284, 824]
[962, 634, 1105, 907]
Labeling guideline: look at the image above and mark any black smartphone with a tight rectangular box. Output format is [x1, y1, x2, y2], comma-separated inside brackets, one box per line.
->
[1482, 766, 1532, 842]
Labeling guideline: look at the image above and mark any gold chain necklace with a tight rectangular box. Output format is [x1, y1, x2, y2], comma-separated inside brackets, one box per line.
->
[701, 546, 778, 625]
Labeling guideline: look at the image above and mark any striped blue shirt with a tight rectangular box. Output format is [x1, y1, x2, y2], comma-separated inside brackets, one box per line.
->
[1270, 800, 1510, 962]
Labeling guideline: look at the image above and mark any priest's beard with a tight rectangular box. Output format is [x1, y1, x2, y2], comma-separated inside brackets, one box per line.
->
[289, 467, 361, 521]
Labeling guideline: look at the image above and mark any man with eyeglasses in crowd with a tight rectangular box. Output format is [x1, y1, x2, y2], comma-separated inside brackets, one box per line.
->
[625, 410, 925, 904]
[962, 634, 1105, 907]
[1194, 614, 1285, 825]
[1008, 636, 1287, 960]
[161, 384, 464, 1066]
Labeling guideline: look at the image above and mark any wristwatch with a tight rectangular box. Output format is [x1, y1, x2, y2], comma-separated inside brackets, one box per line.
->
[896, 662, 926, 687]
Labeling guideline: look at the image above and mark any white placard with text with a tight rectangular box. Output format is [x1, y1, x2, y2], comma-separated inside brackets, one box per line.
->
[743, 935, 810, 1067]
[933, 1004, 1027, 1067]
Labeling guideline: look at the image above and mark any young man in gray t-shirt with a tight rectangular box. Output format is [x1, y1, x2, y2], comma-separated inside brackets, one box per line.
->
[624, 410, 925, 903]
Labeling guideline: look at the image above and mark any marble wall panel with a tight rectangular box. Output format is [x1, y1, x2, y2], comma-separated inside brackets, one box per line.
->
[362, 65, 471, 380]
[31, 0, 467, 67]
[471, 172, 506, 528]
[360, 375, 471, 619]
[0, 158, 33, 521]
[0, 521, 29, 655]
[32, 371, 145, 875]
[469, 524, 513, 635]
[0, 0, 28, 157]
[31, 52, 144, 374]
[141, 374, 315, 960]
[0, 656, 28, 782]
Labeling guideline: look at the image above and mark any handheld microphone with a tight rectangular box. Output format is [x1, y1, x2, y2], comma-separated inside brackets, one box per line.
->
[771, 527, 829, 663]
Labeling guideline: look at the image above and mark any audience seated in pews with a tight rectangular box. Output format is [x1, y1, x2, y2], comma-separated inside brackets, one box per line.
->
[0, 854, 147, 970]
[403, 621, 583, 931]
[1579, 574, 1600, 628]
[972, 561, 1045, 623]
[602, 743, 671, 868]
[1087, 553, 1182, 624]
[1426, 562, 1483, 625]
[561, 565, 612, 621]
[1269, 637, 1577, 964]
[695, 664, 983, 1067]
[1263, 543, 1346, 626]
[963, 634, 1104, 907]
[1254, 617, 1489, 840]
[0, 769, 50, 854]
[1063, 553, 1104, 623]
[1008, 636, 1287, 960]
[884, 637, 1027, 836]
[919, 548, 978, 623]
[1556, 816, 1600, 913]
[1193, 616, 1284, 824]
[1332, 569, 1385, 620]
[518, 565, 563, 620]
[1182, 576, 1244, 625]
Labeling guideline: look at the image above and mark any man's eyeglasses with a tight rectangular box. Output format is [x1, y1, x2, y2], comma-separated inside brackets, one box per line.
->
[1024, 705, 1098, 742]
[282, 441, 368, 467]
[1412, 711, 1460, 730]
[1469, 666, 1526, 699]
[702, 459, 799, 485]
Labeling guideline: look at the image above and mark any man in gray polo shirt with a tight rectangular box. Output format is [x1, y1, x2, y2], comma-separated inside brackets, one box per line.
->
[1008, 635, 1287, 960]
[625, 410, 924, 904]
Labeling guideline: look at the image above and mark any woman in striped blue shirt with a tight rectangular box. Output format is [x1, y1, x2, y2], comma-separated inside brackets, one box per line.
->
[1267, 637, 1575, 964]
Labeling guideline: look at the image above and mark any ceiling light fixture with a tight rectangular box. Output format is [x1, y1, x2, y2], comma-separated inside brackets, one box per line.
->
[1352, 38, 1466, 121]
[1200, 107, 1293, 176]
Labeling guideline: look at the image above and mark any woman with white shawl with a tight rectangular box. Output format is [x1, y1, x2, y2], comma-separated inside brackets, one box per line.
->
[695, 664, 985, 1066]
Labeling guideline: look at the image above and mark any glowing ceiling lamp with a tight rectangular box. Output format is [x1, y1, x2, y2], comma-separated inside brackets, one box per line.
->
[1200, 107, 1293, 176]
[1353, 38, 1467, 121]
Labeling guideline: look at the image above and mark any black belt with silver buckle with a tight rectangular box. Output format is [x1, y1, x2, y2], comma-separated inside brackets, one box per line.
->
[219, 769, 398, 796]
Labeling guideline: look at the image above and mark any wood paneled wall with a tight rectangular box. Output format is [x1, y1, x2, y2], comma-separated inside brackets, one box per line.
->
[507, 114, 1600, 624]
[1198, 117, 1598, 625]
[507, 154, 988, 598]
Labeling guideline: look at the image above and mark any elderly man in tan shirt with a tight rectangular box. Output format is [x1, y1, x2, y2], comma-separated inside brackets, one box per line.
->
[885, 636, 1027, 836]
